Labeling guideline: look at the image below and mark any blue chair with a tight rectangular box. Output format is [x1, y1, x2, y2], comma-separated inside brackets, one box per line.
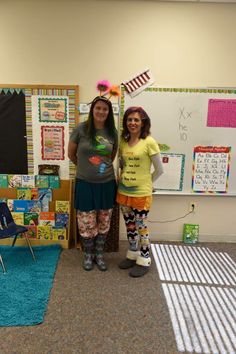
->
[0, 202, 36, 273]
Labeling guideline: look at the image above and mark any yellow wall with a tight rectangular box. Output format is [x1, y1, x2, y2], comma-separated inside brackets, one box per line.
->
[0, 0, 235, 242]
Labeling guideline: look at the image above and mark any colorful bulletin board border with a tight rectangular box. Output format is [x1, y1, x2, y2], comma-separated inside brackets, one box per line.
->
[38, 97, 68, 123]
[41, 126, 65, 160]
[192, 146, 231, 194]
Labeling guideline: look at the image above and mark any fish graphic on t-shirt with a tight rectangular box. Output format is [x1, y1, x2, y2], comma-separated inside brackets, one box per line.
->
[89, 156, 102, 165]
[89, 156, 107, 174]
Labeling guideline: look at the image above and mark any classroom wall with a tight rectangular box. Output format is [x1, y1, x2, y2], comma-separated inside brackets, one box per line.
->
[0, 0, 235, 242]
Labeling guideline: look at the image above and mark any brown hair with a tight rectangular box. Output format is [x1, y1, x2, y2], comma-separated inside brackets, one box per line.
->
[122, 106, 151, 141]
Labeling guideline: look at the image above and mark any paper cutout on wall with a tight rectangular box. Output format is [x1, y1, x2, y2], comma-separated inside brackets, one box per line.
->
[122, 68, 155, 98]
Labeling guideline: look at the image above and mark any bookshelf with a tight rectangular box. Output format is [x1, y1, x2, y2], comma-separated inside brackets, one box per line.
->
[0, 179, 74, 249]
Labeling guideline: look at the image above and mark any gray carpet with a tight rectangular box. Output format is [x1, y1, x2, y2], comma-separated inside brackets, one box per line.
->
[0, 241, 235, 354]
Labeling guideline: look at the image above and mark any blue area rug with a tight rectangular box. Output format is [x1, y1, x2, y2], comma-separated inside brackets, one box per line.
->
[0, 244, 62, 327]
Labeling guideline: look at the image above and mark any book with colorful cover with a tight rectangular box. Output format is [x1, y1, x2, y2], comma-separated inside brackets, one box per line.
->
[11, 212, 24, 225]
[52, 227, 67, 240]
[37, 225, 52, 240]
[183, 223, 199, 244]
[17, 188, 32, 200]
[0, 174, 8, 188]
[38, 188, 52, 212]
[13, 200, 29, 212]
[35, 175, 49, 188]
[55, 213, 69, 228]
[7, 199, 14, 211]
[24, 212, 39, 226]
[26, 225, 37, 239]
[49, 175, 60, 189]
[8, 175, 22, 188]
[31, 188, 39, 200]
[39, 211, 55, 226]
[55, 200, 70, 213]
[21, 175, 35, 188]
[27, 200, 42, 213]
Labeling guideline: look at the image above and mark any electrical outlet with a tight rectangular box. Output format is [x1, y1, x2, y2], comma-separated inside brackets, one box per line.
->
[189, 202, 196, 212]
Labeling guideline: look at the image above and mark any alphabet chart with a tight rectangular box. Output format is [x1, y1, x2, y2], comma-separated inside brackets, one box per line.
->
[192, 146, 231, 193]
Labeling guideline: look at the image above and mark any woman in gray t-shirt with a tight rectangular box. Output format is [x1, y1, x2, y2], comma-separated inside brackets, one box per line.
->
[68, 96, 118, 271]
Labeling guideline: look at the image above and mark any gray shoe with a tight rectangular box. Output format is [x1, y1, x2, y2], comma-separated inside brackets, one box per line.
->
[83, 254, 94, 271]
[94, 256, 107, 271]
[118, 258, 136, 269]
[129, 264, 149, 277]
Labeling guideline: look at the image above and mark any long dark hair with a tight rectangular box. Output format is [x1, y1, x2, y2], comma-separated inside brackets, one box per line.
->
[122, 106, 151, 141]
[85, 96, 117, 144]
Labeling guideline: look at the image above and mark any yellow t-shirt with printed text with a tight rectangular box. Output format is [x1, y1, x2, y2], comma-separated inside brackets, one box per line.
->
[118, 136, 160, 196]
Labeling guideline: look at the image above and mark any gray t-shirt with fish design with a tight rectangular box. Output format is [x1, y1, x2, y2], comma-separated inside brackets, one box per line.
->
[70, 121, 118, 183]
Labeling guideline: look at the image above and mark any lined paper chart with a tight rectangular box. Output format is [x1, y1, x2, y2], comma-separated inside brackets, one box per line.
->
[192, 146, 231, 193]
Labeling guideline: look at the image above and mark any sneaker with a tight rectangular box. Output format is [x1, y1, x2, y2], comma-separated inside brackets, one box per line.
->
[118, 258, 136, 269]
[129, 264, 149, 278]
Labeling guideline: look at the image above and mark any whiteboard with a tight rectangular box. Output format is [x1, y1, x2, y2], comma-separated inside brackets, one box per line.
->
[121, 87, 236, 195]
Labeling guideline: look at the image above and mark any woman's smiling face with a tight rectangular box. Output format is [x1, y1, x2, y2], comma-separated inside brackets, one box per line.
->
[126, 112, 143, 136]
[93, 100, 109, 128]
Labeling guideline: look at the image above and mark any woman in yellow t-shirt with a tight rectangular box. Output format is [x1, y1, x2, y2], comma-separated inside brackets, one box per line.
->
[117, 106, 164, 277]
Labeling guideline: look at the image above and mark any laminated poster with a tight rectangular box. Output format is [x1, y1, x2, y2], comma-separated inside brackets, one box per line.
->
[38, 97, 67, 122]
[192, 146, 230, 193]
[41, 126, 65, 160]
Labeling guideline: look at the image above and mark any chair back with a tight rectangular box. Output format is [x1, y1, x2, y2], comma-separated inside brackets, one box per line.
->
[0, 202, 16, 237]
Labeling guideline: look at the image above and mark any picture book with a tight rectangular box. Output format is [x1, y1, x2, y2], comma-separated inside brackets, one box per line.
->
[24, 212, 39, 226]
[183, 223, 199, 244]
[27, 200, 42, 213]
[37, 225, 52, 240]
[38, 188, 52, 211]
[21, 175, 35, 188]
[49, 175, 60, 189]
[26, 225, 37, 239]
[8, 175, 22, 188]
[55, 213, 69, 228]
[11, 212, 24, 225]
[7, 199, 14, 211]
[31, 188, 39, 200]
[0, 174, 8, 188]
[17, 188, 32, 200]
[52, 227, 67, 240]
[55, 200, 70, 213]
[39, 211, 55, 226]
[13, 200, 29, 212]
[35, 175, 49, 188]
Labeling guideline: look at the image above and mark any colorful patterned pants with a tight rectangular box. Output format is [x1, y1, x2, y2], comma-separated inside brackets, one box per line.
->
[76, 209, 113, 238]
[120, 205, 150, 258]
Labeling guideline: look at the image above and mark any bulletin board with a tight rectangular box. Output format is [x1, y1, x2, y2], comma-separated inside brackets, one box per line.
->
[0, 84, 79, 179]
[121, 87, 236, 195]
